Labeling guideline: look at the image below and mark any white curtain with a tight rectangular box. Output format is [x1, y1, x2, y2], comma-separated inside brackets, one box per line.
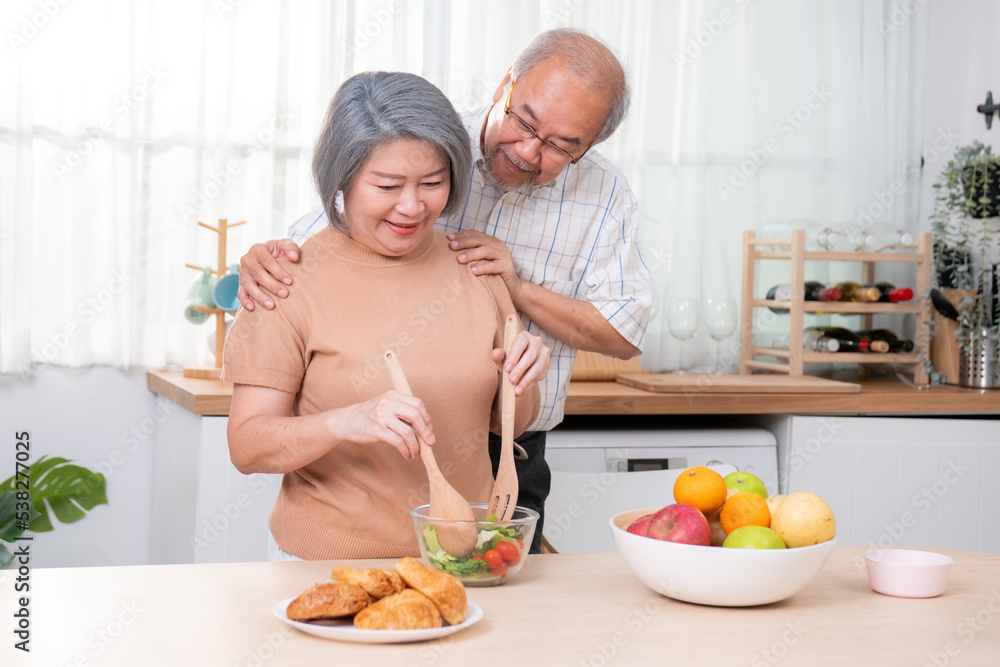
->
[624, 0, 931, 372]
[0, 0, 932, 375]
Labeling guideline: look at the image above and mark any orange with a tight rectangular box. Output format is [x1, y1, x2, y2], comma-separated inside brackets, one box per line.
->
[673, 466, 728, 515]
[719, 491, 771, 534]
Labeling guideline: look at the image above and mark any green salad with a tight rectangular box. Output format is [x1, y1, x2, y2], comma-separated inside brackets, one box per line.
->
[422, 515, 526, 579]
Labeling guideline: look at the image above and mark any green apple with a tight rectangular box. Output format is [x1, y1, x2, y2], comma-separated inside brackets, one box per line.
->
[723, 471, 768, 499]
[723, 525, 786, 549]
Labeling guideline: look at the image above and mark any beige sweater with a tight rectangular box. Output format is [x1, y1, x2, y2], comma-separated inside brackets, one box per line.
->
[222, 226, 518, 559]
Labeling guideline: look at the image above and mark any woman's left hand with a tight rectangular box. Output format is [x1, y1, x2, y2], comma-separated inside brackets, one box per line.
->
[492, 330, 550, 396]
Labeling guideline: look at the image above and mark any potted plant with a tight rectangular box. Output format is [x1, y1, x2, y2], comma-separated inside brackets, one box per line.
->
[0, 456, 107, 567]
[929, 141, 1000, 386]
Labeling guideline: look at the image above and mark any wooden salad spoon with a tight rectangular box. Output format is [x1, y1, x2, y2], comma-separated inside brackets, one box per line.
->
[384, 350, 477, 557]
[487, 314, 520, 521]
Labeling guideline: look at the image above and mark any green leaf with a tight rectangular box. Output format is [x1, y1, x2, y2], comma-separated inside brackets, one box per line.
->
[0, 456, 107, 534]
[0, 543, 13, 569]
[0, 491, 41, 542]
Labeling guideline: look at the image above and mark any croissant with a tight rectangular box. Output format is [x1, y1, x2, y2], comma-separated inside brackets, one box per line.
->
[286, 581, 370, 621]
[353, 589, 443, 630]
[331, 565, 406, 600]
[394, 557, 467, 626]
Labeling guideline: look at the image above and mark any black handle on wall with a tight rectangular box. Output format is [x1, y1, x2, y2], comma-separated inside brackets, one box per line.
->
[977, 91, 999, 129]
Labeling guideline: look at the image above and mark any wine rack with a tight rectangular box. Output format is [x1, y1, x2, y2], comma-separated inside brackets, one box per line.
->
[738, 229, 931, 384]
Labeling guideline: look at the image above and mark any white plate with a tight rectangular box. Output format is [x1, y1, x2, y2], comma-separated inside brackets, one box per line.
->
[272, 597, 484, 644]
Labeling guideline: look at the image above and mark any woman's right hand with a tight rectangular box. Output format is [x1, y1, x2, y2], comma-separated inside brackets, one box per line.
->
[332, 391, 436, 462]
[237, 238, 302, 311]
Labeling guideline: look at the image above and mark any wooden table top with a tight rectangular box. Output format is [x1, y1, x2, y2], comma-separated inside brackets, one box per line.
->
[148, 369, 1000, 417]
[5, 547, 998, 666]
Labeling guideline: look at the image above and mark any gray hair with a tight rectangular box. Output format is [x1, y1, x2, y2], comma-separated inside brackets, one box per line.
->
[312, 71, 472, 233]
[511, 28, 630, 145]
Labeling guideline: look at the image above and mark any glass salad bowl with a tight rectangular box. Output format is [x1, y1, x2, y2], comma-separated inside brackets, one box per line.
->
[411, 503, 538, 587]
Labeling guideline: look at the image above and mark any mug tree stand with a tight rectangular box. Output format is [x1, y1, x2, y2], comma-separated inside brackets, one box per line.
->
[183, 218, 245, 380]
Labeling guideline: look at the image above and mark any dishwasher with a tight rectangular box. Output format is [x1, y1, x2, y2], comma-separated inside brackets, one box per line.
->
[542, 416, 779, 553]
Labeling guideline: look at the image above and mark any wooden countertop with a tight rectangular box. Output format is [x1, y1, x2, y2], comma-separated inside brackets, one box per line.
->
[564, 376, 1000, 415]
[6, 548, 998, 666]
[147, 369, 1000, 417]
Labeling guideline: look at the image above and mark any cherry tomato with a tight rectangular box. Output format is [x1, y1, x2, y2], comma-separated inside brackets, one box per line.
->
[471, 554, 483, 560]
[490, 561, 509, 577]
[506, 555, 521, 567]
[516, 537, 524, 549]
[483, 549, 503, 568]
[495, 541, 519, 561]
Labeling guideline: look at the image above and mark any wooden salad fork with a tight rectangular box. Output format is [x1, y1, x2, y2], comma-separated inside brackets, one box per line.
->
[487, 314, 520, 521]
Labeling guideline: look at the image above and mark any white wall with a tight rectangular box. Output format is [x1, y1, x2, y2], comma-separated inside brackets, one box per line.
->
[0, 367, 163, 567]
[917, 0, 1000, 229]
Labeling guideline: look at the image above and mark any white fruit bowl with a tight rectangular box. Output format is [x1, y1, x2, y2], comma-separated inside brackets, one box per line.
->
[610, 508, 836, 607]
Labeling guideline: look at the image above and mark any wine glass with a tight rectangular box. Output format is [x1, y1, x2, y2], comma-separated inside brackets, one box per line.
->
[704, 298, 737, 374]
[667, 297, 700, 374]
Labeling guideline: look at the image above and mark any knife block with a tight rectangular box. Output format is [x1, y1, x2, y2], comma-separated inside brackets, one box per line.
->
[930, 288, 972, 384]
[931, 314, 961, 384]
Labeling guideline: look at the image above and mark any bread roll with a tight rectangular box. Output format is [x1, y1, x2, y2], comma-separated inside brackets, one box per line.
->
[286, 581, 370, 621]
[394, 557, 467, 625]
[353, 589, 442, 630]
[331, 565, 406, 600]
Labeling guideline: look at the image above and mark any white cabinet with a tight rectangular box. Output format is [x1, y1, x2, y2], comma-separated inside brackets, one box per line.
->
[148, 406, 1000, 560]
[774, 415, 1000, 554]
[151, 411, 279, 563]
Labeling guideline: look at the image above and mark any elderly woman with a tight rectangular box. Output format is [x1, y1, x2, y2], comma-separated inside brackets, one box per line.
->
[222, 71, 548, 561]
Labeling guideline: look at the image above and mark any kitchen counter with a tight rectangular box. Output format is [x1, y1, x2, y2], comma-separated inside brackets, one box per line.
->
[147, 368, 1000, 416]
[6, 547, 998, 665]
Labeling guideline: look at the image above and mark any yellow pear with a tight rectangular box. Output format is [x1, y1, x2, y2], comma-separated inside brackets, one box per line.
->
[770, 492, 835, 547]
[764, 494, 786, 515]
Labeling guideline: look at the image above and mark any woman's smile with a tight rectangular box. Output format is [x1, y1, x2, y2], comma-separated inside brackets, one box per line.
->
[383, 219, 422, 235]
[342, 137, 451, 256]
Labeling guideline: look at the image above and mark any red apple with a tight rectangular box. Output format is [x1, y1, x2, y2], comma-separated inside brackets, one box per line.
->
[646, 503, 711, 546]
[626, 513, 654, 536]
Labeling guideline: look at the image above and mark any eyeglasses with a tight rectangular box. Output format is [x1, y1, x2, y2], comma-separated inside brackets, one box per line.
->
[503, 80, 590, 164]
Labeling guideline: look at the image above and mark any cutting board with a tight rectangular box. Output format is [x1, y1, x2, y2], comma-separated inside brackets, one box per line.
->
[571, 350, 647, 381]
[616, 373, 861, 393]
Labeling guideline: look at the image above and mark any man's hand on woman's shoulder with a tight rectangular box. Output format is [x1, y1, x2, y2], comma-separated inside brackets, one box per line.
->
[238, 238, 302, 310]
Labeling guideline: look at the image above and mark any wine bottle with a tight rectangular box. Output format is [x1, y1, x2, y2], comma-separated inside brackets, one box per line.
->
[848, 228, 878, 251]
[765, 282, 843, 313]
[813, 227, 844, 250]
[834, 282, 881, 302]
[857, 329, 915, 353]
[808, 326, 890, 353]
[865, 282, 914, 302]
[772, 332, 841, 353]
[893, 230, 915, 247]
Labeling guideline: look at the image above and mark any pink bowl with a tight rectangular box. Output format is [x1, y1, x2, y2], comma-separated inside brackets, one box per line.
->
[863, 549, 953, 598]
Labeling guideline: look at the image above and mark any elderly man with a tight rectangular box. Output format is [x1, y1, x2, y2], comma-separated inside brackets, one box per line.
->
[237, 28, 653, 553]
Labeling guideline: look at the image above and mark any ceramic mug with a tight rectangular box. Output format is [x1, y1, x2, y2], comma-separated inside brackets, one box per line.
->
[184, 266, 217, 324]
[212, 264, 241, 313]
